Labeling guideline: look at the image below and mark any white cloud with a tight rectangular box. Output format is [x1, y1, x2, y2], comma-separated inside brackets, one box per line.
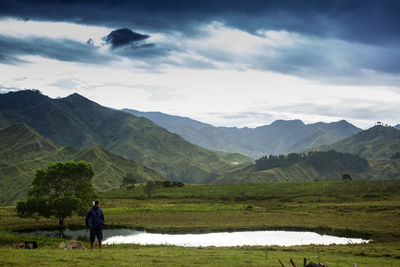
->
[0, 17, 110, 45]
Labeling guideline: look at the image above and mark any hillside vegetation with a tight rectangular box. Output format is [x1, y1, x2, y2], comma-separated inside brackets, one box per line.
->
[0, 90, 251, 184]
[316, 125, 400, 159]
[0, 123, 165, 206]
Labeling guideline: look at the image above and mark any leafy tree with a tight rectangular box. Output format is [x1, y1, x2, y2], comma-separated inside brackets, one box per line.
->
[391, 152, 400, 159]
[342, 173, 352, 181]
[161, 181, 184, 188]
[121, 172, 137, 190]
[143, 181, 157, 199]
[16, 161, 96, 225]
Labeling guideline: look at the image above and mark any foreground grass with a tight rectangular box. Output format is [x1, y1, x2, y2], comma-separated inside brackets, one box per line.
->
[102, 180, 400, 200]
[1, 243, 400, 267]
[1, 181, 400, 266]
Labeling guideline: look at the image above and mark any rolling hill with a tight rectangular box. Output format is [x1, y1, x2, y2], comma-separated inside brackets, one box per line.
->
[214, 149, 400, 184]
[0, 123, 165, 206]
[316, 125, 400, 159]
[213, 150, 376, 184]
[123, 109, 361, 158]
[0, 90, 251, 184]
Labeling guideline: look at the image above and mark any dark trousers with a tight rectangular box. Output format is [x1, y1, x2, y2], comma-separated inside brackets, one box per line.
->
[90, 228, 103, 242]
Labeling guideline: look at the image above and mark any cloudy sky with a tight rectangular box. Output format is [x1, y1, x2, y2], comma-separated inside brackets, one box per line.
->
[0, 0, 399, 128]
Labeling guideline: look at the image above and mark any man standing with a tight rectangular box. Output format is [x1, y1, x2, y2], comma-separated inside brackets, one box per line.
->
[85, 200, 105, 251]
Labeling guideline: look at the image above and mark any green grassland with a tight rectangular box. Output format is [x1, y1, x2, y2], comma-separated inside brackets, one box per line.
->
[0, 181, 400, 266]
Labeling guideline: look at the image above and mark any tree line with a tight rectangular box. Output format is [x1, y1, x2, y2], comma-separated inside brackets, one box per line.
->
[255, 150, 369, 173]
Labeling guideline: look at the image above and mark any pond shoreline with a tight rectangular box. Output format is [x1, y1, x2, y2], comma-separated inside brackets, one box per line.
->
[16, 224, 372, 240]
[19, 227, 370, 247]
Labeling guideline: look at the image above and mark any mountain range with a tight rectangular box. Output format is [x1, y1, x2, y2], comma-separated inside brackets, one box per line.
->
[123, 109, 362, 158]
[1, 90, 399, 203]
[0, 123, 165, 205]
[0, 90, 251, 186]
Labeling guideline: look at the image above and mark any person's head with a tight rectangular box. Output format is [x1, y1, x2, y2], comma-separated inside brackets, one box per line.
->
[93, 200, 100, 209]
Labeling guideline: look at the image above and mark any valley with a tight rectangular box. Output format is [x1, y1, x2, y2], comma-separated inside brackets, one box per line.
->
[124, 109, 362, 158]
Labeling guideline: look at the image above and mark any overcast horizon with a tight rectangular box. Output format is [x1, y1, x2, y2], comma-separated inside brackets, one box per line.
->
[1, 1, 399, 129]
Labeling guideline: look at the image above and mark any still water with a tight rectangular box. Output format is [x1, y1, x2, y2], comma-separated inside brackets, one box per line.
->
[23, 228, 368, 247]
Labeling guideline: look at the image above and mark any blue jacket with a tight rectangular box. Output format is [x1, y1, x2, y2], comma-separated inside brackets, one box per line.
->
[85, 207, 105, 230]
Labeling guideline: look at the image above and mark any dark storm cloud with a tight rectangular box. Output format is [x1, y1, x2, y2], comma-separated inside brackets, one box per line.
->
[1, 0, 400, 84]
[0, 34, 114, 64]
[1, 0, 399, 45]
[0, 27, 169, 66]
[103, 28, 149, 49]
[101, 28, 168, 60]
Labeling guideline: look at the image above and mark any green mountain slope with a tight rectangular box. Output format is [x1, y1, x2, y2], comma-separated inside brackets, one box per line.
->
[214, 150, 374, 184]
[316, 125, 400, 159]
[214, 162, 319, 184]
[124, 109, 361, 158]
[214, 151, 400, 185]
[289, 127, 340, 153]
[0, 123, 58, 163]
[0, 90, 250, 184]
[0, 124, 165, 206]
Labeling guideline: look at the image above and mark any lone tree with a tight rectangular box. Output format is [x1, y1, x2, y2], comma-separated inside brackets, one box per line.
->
[342, 173, 352, 181]
[120, 172, 137, 190]
[16, 161, 96, 225]
[143, 181, 157, 199]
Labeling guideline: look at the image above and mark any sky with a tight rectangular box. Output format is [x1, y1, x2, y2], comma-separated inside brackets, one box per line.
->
[0, 0, 399, 129]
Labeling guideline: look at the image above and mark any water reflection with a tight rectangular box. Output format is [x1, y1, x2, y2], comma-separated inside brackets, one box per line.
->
[103, 230, 368, 246]
[23, 229, 369, 247]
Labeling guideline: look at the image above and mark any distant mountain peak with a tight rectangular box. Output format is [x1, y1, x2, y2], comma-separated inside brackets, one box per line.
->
[0, 89, 50, 109]
[66, 92, 85, 98]
[336, 119, 350, 125]
[64, 93, 91, 102]
[365, 124, 399, 135]
[7, 89, 43, 95]
[270, 119, 305, 127]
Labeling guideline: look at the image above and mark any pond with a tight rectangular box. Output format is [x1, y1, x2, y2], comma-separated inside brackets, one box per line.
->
[22, 229, 369, 247]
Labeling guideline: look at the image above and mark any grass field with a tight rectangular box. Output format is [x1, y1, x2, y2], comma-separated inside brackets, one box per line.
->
[1, 181, 400, 266]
